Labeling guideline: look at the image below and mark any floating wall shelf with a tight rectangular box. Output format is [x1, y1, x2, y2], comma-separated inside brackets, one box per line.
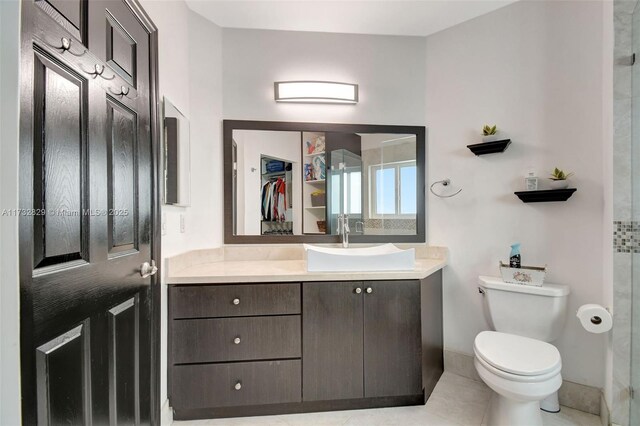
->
[514, 188, 577, 203]
[467, 139, 512, 156]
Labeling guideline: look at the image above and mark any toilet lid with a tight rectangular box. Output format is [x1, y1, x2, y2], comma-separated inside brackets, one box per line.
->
[474, 331, 561, 376]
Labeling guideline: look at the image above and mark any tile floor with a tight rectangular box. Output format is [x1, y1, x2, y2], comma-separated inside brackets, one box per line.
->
[172, 372, 601, 426]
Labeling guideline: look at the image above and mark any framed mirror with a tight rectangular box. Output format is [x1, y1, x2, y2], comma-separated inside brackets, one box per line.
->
[163, 97, 191, 206]
[224, 120, 426, 244]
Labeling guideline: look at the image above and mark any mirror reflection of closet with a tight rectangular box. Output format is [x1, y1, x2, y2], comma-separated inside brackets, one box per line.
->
[233, 130, 302, 236]
[261, 156, 293, 235]
[302, 132, 327, 234]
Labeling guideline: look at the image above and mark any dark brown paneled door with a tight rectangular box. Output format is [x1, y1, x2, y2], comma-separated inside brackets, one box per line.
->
[302, 281, 364, 401]
[19, 0, 159, 425]
[363, 281, 422, 398]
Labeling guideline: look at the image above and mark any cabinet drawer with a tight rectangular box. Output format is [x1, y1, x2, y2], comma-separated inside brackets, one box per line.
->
[172, 316, 301, 363]
[170, 283, 300, 318]
[171, 360, 301, 409]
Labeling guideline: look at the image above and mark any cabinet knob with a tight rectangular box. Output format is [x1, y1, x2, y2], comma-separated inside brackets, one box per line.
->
[233, 337, 241, 345]
[233, 298, 240, 305]
[355, 287, 362, 294]
[366, 287, 373, 294]
[234, 381, 242, 391]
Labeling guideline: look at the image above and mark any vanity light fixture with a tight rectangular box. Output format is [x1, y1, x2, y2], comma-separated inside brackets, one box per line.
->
[274, 81, 359, 104]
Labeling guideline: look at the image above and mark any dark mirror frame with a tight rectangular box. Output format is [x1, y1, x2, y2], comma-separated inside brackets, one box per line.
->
[223, 119, 426, 244]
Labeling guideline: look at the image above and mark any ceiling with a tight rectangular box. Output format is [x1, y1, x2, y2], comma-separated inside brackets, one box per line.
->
[185, 0, 518, 37]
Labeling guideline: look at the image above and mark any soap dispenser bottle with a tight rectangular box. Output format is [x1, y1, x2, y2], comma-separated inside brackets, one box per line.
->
[510, 243, 521, 268]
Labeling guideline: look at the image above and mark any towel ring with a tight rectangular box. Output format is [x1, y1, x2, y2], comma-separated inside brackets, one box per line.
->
[430, 179, 462, 198]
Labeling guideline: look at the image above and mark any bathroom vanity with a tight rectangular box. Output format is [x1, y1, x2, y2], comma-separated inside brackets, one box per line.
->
[166, 247, 445, 420]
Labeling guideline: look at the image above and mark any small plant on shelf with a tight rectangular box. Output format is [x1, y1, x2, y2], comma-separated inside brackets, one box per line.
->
[482, 124, 499, 142]
[548, 167, 574, 189]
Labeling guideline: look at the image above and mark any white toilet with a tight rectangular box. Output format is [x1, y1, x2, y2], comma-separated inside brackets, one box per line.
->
[474, 276, 570, 426]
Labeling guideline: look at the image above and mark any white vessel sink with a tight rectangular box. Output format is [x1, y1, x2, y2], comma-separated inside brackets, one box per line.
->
[304, 244, 415, 272]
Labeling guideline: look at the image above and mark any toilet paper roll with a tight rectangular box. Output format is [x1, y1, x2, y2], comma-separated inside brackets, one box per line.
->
[576, 304, 612, 333]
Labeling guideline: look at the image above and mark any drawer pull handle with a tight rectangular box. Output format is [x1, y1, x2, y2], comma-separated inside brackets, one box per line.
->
[233, 298, 240, 305]
[233, 337, 241, 345]
[355, 288, 362, 294]
[234, 381, 242, 391]
[366, 287, 373, 294]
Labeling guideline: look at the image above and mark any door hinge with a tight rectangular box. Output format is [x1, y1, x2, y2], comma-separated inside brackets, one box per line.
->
[630, 385, 635, 399]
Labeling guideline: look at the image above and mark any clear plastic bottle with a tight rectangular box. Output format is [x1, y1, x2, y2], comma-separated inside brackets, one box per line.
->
[525, 171, 538, 191]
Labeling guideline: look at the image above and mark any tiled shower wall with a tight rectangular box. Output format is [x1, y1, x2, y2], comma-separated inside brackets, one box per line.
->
[614, 221, 639, 253]
[613, 1, 639, 425]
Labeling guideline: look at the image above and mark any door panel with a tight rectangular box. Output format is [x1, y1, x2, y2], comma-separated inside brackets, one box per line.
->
[34, 0, 86, 42]
[107, 98, 138, 253]
[32, 47, 88, 268]
[36, 322, 91, 425]
[363, 281, 422, 397]
[302, 281, 364, 401]
[20, 1, 159, 424]
[90, 0, 149, 93]
[105, 10, 136, 85]
[109, 297, 140, 425]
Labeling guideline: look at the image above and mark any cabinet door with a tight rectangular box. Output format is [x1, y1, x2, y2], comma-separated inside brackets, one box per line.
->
[303, 281, 364, 401]
[363, 280, 422, 397]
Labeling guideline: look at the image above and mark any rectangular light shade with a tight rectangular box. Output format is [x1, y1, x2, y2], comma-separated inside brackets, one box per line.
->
[274, 81, 358, 104]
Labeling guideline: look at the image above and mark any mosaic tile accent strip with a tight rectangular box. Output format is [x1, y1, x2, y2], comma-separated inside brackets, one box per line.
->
[364, 218, 417, 231]
[614, 221, 639, 253]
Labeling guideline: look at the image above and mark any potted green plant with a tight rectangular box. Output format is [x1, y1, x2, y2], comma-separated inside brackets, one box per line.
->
[482, 124, 500, 142]
[549, 167, 574, 189]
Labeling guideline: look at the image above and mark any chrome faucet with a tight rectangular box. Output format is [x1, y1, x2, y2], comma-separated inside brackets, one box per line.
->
[337, 214, 350, 248]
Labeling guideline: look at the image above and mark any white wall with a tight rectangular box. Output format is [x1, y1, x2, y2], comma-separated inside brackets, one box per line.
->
[425, 0, 607, 388]
[222, 28, 426, 125]
[139, 2, 223, 420]
[602, 0, 614, 413]
[186, 10, 224, 251]
[0, 0, 22, 424]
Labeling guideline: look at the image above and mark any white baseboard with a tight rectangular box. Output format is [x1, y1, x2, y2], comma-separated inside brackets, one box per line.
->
[444, 349, 601, 416]
[600, 393, 611, 426]
[160, 398, 173, 425]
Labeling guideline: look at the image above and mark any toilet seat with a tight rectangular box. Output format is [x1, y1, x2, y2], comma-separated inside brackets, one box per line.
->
[475, 349, 561, 383]
[474, 331, 561, 379]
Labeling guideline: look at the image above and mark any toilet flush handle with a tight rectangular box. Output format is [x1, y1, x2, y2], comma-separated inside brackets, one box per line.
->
[478, 287, 485, 295]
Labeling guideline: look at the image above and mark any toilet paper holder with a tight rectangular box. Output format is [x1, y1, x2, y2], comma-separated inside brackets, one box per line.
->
[576, 304, 613, 333]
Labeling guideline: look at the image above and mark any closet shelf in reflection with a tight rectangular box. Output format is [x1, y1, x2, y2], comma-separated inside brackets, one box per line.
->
[262, 171, 287, 178]
[305, 179, 325, 184]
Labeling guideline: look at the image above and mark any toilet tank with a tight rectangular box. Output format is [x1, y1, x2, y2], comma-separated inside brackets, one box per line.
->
[478, 276, 570, 342]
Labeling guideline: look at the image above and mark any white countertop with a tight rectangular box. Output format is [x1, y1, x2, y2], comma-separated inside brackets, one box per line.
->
[167, 258, 446, 284]
[165, 245, 448, 285]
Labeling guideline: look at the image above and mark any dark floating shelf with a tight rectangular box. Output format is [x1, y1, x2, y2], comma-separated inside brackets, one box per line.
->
[467, 139, 512, 156]
[514, 188, 577, 203]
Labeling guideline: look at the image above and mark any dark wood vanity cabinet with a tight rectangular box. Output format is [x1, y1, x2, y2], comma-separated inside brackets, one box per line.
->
[363, 281, 423, 398]
[303, 280, 421, 401]
[303, 281, 365, 401]
[168, 272, 443, 420]
[169, 283, 304, 419]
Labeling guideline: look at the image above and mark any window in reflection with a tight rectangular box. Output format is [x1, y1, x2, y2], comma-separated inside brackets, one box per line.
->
[370, 160, 416, 217]
[400, 163, 417, 215]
